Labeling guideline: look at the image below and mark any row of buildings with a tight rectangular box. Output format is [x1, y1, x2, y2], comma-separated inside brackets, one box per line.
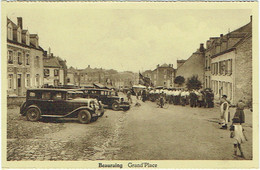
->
[175, 16, 252, 105]
[141, 16, 252, 105]
[66, 66, 139, 89]
[7, 17, 67, 96]
[6, 17, 139, 97]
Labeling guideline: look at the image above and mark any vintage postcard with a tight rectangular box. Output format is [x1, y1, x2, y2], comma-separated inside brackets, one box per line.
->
[1, 1, 259, 169]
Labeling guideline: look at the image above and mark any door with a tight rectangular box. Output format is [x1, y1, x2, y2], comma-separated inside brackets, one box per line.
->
[17, 74, 22, 96]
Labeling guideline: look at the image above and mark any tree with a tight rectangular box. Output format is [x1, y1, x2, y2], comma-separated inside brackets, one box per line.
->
[174, 76, 185, 86]
[186, 75, 202, 90]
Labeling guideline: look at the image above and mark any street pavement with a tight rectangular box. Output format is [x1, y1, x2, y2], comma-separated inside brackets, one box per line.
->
[7, 96, 252, 161]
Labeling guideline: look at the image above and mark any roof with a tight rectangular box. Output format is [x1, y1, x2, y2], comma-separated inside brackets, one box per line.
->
[210, 21, 252, 58]
[43, 57, 62, 68]
[7, 18, 18, 29]
[160, 63, 169, 67]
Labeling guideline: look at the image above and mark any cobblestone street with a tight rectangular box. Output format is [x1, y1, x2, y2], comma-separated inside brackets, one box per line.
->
[7, 96, 253, 161]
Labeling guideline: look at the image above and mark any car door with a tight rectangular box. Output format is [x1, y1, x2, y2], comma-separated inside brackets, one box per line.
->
[51, 91, 67, 115]
[39, 91, 54, 115]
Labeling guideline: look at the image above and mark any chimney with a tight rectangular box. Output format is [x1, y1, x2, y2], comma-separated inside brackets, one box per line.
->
[250, 15, 252, 22]
[17, 17, 23, 29]
[157, 64, 159, 68]
[48, 47, 51, 55]
[220, 34, 223, 38]
[199, 43, 205, 52]
[88, 65, 90, 68]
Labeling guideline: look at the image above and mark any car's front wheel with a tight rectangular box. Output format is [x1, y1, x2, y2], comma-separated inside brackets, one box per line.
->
[112, 102, 120, 111]
[26, 107, 41, 122]
[78, 110, 92, 124]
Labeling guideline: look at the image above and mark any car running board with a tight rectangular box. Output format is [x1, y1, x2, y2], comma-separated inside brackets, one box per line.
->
[41, 115, 65, 118]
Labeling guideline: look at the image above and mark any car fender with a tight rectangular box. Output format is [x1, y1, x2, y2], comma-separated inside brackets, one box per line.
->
[67, 106, 95, 117]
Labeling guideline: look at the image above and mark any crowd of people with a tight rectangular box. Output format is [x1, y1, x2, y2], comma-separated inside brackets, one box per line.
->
[146, 88, 214, 108]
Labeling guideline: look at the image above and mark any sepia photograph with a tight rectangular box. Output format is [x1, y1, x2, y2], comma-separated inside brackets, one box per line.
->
[1, 2, 258, 169]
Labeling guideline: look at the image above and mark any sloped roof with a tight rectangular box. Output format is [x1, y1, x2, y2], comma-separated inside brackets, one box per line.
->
[7, 18, 18, 29]
[43, 57, 62, 68]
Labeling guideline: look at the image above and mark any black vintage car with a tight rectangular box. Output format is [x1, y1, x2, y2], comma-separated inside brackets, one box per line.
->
[20, 88, 104, 124]
[78, 88, 130, 111]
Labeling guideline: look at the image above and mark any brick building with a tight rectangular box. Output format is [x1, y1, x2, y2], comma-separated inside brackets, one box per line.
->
[7, 17, 44, 96]
[209, 17, 252, 104]
[175, 44, 205, 88]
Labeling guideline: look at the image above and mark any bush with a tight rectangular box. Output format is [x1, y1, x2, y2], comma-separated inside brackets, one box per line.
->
[186, 75, 202, 90]
[174, 76, 185, 86]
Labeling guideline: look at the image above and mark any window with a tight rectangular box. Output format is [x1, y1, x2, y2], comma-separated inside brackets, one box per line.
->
[8, 51, 13, 64]
[18, 52, 22, 65]
[53, 92, 64, 100]
[29, 92, 36, 97]
[7, 24, 13, 40]
[44, 69, 50, 77]
[215, 63, 218, 74]
[35, 56, 40, 68]
[229, 83, 233, 100]
[67, 78, 70, 83]
[17, 29, 22, 43]
[54, 69, 59, 76]
[26, 74, 30, 87]
[35, 74, 40, 87]
[42, 92, 51, 100]
[26, 54, 30, 65]
[8, 74, 13, 89]
[227, 59, 232, 75]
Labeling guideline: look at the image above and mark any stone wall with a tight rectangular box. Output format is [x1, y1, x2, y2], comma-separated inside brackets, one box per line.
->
[7, 96, 26, 106]
[234, 35, 252, 106]
[175, 51, 205, 87]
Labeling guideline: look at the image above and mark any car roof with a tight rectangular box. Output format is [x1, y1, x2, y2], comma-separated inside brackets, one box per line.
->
[28, 88, 69, 92]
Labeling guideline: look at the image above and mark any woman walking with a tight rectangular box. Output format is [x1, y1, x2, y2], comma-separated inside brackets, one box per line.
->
[230, 100, 247, 158]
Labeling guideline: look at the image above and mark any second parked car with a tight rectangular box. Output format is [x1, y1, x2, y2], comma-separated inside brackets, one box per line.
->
[78, 88, 130, 111]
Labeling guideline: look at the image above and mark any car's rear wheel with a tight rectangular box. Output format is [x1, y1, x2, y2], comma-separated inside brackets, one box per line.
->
[78, 110, 92, 124]
[112, 102, 120, 111]
[26, 107, 41, 122]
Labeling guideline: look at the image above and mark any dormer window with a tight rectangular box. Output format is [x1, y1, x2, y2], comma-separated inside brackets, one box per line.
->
[26, 32, 30, 46]
[17, 28, 22, 43]
[7, 23, 13, 40]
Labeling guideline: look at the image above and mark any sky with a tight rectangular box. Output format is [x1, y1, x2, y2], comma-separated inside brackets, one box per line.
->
[6, 5, 252, 72]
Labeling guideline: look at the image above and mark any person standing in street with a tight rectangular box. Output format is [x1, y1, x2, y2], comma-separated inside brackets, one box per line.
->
[230, 99, 247, 158]
[219, 95, 230, 129]
[127, 90, 132, 104]
[230, 117, 247, 158]
[180, 90, 186, 106]
[189, 90, 197, 107]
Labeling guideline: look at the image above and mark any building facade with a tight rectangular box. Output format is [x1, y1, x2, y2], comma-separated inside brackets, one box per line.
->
[209, 18, 252, 105]
[175, 44, 205, 88]
[150, 64, 175, 88]
[43, 54, 65, 87]
[7, 17, 44, 96]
